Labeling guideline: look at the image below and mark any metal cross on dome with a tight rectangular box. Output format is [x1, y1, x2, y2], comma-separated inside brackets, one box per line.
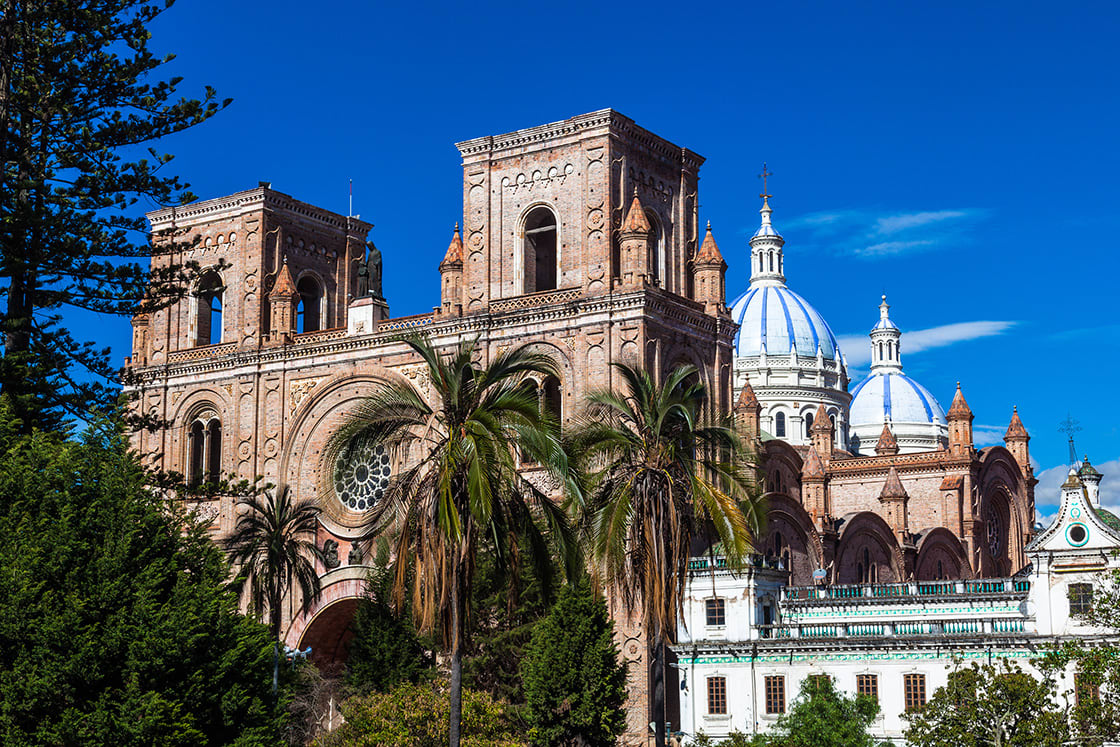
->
[758, 163, 773, 200]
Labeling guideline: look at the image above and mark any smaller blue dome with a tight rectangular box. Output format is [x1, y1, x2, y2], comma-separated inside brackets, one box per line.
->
[871, 317, 899, 332]
[850, 372, 946, 426]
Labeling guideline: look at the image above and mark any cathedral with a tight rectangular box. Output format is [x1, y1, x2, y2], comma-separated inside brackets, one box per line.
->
[125, 109, 1035, 744]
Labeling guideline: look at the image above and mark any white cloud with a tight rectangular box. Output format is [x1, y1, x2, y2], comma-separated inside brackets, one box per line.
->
[838, 320, 1017, 366]
[973, 424, 1008, 447]
[874, 210, 971, 235]
[854, 239, 936, 257]
[904, 321, 1018, 354]
[784, 206, 984, 259]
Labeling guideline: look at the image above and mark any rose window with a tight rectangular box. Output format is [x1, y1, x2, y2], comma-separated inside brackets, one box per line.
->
[334, 441, 391, 511]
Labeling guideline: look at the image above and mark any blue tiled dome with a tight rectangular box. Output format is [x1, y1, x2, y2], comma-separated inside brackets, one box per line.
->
[850, 372, 946, 427]
[729, 285, 842, 360]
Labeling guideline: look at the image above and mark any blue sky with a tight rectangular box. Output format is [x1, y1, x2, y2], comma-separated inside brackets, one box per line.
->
[85, 0, 1119, 517]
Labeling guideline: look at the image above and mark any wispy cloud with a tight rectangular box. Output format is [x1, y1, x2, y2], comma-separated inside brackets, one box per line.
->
[785, 207, 986, 259]
[855, 239, 936, 257]
[875, 210, 971, 234]
[838, 320, 1017, 366]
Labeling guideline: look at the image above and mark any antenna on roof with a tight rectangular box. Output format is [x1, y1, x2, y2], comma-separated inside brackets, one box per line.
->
[1058, 413, 1082, 466]
[349, 178, 353, 218]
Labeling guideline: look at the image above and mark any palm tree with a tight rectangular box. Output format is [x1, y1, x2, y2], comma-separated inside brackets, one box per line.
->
[566, 363, 765, 747]
[224, 487, 324, 693]
[323, 336, 576, 747]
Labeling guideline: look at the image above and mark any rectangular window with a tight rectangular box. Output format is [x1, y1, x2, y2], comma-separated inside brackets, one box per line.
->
[904, 673, 926, 711]
[705, 598, 726, 627]
[707, 676, 727, 715]
[1075, 674, 1100, 707]
[856, 674, 879, 702]
[1069, 583, 1094, 616]
[765, 675, 786, 714]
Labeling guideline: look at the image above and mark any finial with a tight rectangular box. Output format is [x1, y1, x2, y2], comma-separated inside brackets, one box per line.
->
[956, 381, 961, 390]
[633, 186, 639, 197]
[758, 162, 773, 201]
[706, 220, 711, 231]
[881, 294, 887, 303]
[454, 221, 459, 231]
[1013, 405, 1018, 413]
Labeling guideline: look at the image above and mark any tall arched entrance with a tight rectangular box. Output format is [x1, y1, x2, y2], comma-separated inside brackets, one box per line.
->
[285, 572, 367, 670]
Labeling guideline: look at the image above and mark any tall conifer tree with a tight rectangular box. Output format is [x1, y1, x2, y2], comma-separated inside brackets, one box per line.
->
[0, 0, 228, 430]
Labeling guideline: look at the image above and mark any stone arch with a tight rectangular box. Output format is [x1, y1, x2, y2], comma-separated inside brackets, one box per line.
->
[171, 388, 230, 477]
[835, 512, 903, 584]
[979, 447, 1031, 575]
[279, 368, 404, 536]
[914, 527, 972, 581]
[519, 202, 560, 294]
[660, 344, 711, 414]
[761, 493, 822, 585]
[294, 270, 325, 333]
[284, 569, 368, 670]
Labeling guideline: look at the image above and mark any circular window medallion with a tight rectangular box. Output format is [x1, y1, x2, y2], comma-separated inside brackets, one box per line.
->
[1067, 522, 1089, 547]
[334, 441, 391, 512]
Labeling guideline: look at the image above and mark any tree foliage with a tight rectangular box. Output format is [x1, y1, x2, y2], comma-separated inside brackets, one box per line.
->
[0, 0, 229, 430]
[904, 661, 1069, 747]
[223, 488, 323, 640]
[521, 578, 627, 746]
[566, 363, 764, 747]
[322, 336, 578, 747]
[0, 402, 284, 745]
[764, 675, 883, 747]
[314, 681, 526, 747]
[345, 561, 434, 696]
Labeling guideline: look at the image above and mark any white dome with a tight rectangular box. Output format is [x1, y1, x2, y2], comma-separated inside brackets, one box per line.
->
[729, 285, 842, 360]
[850, 372, 946, 427]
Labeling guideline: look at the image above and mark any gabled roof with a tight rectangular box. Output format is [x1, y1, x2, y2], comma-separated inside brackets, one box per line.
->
[1027, 469, 1120, 552]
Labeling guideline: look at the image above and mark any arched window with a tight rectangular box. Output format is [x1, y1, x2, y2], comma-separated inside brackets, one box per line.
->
[523, 206, 557, 293]
[542, 375, 562, 422]
[878, 342, 884, 361]
[196, 272, 224, 346]
[187, 412, 222, 486]
[296, 276, 322, 333]
[775, 411, 786, 438]
[805, 412, 814, 438]
[768, 252, 774, 272]
[829, 413, 837, 440]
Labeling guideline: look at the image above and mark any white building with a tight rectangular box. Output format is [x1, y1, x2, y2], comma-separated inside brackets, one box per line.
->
[674, 459, 1120, 744]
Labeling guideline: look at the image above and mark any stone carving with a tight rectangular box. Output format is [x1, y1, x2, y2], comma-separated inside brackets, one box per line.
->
[289, 377, 324, 415]
[323, 539, 340, 569]
[398, 363, 430, 397]
[348, 543, 363, 566]
[501, 164, 575, 194]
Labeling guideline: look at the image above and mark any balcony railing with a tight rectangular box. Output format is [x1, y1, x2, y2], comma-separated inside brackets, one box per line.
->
[757, 616, 1028, 640]
[781, 578, 1029, 604]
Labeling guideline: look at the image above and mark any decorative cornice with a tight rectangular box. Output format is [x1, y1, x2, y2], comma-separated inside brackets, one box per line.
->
[455, 109, 704, 169]
[147, 186, 373, 235]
